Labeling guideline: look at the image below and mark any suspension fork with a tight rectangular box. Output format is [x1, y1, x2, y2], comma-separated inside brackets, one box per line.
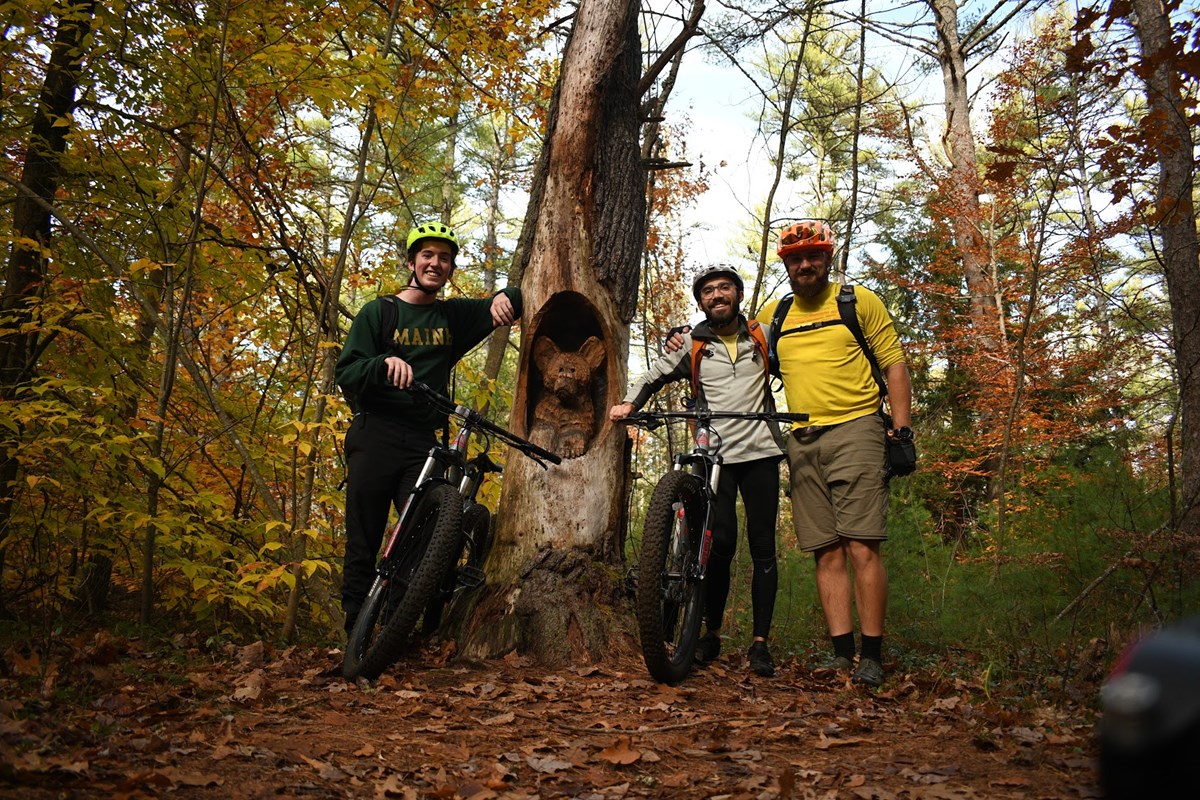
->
[377, 444, 454, 561]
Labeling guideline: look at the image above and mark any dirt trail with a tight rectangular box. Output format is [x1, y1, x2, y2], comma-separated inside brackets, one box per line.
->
[0, 636, 1100, 798]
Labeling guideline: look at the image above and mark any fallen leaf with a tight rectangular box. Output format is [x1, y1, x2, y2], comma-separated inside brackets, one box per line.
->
[157, 766, 223, 787]
[238, 641, 266, 666]
[526, 754, 573, 773]
[232, 669, 267, 702]
[455, 782, 497, 799]
[813, 734, 874, 750]
[596, 736, 640, 765]
[299, 753, 345, 780]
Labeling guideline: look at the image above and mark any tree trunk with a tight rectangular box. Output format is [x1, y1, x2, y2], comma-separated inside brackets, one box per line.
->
[929, 0, 1006, 512]
[1130, 0, 1200, 537]
[456, 0, 645, 664]
[930, 0, 999, 348]
[0, 0, 98, 614]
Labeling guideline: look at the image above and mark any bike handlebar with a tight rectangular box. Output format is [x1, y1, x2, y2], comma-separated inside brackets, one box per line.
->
[408, 382, 563, 467]
[619, 408, 810, 430]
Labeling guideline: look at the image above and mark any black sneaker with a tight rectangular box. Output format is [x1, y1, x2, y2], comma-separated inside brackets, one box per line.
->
[695, 632, 721, 664]
[853, 657, 885, 688]
[748, 641, 775, 677]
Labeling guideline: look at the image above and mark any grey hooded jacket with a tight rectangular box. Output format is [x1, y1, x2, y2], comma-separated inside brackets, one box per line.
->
[622, 316, 784, 464]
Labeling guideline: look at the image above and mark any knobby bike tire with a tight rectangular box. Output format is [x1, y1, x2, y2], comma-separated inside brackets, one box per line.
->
[342, 572, 395, 679]
[421, 503, 491, 634]
[350, 483, 463, 680]
[636, 470, 707, 684]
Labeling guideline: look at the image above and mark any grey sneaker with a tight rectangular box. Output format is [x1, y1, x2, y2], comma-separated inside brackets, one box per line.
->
[748, 641, 776, 677]
[853, 657, 885, 687]
[695, 632, 721, 664]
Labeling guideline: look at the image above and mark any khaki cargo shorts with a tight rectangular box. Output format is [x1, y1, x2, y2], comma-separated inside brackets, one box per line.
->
[786, 413, 889, 552]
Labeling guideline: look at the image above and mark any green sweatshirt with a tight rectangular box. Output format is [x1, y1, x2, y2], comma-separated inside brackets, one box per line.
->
[335, 288, 522, 430]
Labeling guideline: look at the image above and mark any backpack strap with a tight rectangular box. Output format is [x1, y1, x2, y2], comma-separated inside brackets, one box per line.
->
[691, 320, 784, 448]
[767, 294, 793, 378]
[768, 285, 888, 399]
[836, 284, 887, 399]
[377, 295, 399, 352]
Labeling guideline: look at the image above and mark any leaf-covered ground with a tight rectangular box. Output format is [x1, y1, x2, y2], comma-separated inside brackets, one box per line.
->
[1, 632, 1101, 799]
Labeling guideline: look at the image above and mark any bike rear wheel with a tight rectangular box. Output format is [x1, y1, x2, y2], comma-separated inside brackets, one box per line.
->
[343, 483, 463, 680]
[636, 470, 707, 684]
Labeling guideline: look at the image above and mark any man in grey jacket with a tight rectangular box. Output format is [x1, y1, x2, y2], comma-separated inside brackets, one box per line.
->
[610, 266, 785, 676]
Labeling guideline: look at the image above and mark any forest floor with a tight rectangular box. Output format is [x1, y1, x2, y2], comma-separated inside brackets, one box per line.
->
[0, 628, 1102, 799]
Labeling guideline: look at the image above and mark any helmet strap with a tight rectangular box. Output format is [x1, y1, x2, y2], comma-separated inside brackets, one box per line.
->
[407, 270, 441, 296]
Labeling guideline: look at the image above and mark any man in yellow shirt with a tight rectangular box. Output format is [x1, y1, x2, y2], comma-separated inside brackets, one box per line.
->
[757, 220, 913, 687]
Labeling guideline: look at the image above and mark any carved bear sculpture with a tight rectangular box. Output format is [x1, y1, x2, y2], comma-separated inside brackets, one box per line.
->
[530, 336, 606, 459]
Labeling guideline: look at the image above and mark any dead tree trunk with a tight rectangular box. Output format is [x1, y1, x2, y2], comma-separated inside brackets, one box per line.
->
[456, 0, 645, 664]
[1129, 0, 1200, 537]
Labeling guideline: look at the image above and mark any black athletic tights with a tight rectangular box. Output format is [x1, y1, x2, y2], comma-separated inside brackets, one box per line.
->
[704, 456, 781, 640]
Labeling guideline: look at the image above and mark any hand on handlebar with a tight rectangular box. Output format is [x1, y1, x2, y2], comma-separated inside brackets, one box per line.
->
[609, 402, 635, 421]
[384, 356, 414, 388]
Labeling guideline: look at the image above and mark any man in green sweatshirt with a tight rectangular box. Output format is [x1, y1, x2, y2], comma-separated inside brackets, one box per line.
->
[335, 222, 522, 632]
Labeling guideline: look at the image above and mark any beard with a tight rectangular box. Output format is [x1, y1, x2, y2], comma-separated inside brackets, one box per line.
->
[789, 265, 830, 299]
[703, 300, 739, 327]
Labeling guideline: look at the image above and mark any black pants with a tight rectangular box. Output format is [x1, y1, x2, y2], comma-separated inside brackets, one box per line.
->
[705, 457, 781, 640]
[341, 413, 437, 618]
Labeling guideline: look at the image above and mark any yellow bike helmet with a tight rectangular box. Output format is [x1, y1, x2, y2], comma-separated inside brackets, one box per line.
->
[405, 222, 460, 259]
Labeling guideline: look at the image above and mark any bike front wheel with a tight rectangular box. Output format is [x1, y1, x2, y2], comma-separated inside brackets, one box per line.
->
[636, 470, 707, 684]
[421, 502, 491, 634]
[344, 483, 463, 680]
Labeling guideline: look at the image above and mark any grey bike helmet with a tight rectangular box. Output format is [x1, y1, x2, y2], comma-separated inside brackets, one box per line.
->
[691, 265, 744, 301]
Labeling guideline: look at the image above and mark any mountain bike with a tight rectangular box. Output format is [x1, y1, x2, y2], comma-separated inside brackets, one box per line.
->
[343, 382, 561, 681]
[620, 408, 808, 684]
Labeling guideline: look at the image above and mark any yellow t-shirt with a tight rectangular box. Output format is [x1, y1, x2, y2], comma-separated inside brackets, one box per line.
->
[718, 332, 739, 364]
[756, 283, 905, 427]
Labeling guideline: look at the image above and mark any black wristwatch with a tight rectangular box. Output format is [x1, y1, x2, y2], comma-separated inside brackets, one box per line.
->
[890, 426, 914, 442]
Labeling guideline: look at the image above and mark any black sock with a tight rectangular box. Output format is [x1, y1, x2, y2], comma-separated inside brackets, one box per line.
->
[861, 634, 883, 663]
[831, 632, 856, 661]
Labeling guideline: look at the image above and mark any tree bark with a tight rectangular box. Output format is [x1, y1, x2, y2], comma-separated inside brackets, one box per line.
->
[929, 0, 1006, 512]
[1130, 0, 1200, 537]
[456, 0, 645, 664]
[930, 0, 1001, 346]
[0, 0, 98, 614]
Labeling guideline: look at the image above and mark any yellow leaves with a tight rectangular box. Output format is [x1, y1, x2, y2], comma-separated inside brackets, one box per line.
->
[128, 257, 165, 277]
[25, 474, 62, 490]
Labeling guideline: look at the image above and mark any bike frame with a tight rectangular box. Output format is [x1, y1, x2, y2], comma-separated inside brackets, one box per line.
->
[669, 421, 723, 582]
[378, 425, 479, 565]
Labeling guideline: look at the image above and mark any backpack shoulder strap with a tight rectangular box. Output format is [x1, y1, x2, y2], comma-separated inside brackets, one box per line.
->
[690, 322, 772, 401]
[747, 319, 769, 370]
[378, 295, 399, 352]
[837, 284, 887, 398]
[767, 294, 794, 378]
[689, 337, 706, 399]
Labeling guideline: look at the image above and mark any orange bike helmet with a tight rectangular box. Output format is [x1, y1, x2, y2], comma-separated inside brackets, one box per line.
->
[776, 220, 835, 258]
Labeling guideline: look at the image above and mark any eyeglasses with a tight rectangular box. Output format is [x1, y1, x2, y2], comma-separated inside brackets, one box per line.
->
[699, 281, 738, 297]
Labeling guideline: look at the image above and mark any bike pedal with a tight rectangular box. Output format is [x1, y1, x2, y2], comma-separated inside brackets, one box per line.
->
[456, 565, 486, 590]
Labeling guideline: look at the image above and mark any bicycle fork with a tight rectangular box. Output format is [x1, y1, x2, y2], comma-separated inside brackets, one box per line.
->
[668, 461, 721, 583]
